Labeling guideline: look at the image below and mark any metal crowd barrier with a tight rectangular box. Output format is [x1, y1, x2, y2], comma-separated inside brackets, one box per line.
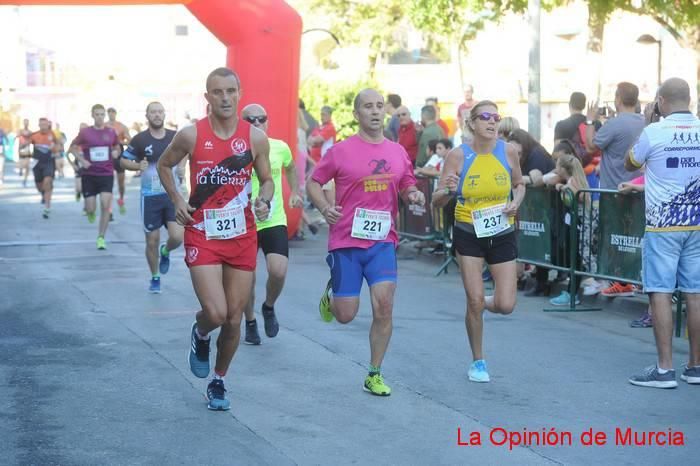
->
[517, 186, 684, 337]
[397, 183, 684, 336]
[397, 176, 457, 275]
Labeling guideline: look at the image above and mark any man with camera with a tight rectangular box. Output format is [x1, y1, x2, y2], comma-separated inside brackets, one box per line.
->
[584, 82, 645, 190]
[584, 82, 646, 298]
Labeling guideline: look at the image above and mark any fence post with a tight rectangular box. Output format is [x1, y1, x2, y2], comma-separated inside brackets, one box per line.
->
[544, 189, 602, 312]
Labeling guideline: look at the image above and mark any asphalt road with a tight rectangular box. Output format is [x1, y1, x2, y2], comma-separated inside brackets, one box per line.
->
[0, 163, 697, 465]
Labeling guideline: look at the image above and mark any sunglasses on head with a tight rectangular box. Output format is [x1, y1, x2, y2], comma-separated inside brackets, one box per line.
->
[244, 115, 268, 124]
[473, 112, 501, 122]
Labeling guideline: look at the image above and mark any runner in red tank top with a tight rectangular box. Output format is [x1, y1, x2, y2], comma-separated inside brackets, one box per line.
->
[157, 67, 273, 411]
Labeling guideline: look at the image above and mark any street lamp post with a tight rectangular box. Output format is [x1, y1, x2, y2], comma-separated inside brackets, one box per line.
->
[636, 34, 662, 87]
[528, 0, 541, 140]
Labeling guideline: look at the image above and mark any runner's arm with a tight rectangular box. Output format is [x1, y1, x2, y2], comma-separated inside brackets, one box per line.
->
[432, 147, 462, 208]
[251, 127, 273, 202]
[306, 151, 342, 224]
[68, 133, 89, 168]
[120, 139, 146, 171]
[284, 158, 303, 207]
[503, 143, 525, 216]
[251, 126, 274, 220]
[158, 126, 195, 224]
[120, 157, 144, 171]
[18, 135, 30, 151]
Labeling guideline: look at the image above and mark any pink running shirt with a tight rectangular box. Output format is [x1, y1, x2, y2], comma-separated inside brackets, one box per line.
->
[71, 126, 119, 176]
[311, 134, 416, 251]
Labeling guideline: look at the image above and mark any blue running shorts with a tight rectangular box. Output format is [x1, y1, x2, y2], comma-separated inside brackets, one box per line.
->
[326, 242, 397, 297]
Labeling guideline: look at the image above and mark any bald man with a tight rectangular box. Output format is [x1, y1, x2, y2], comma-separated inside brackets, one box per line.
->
[396, 106, 419, 166]
[307, 89, 425, 396]
[240, 104, 303, 345]
[626, 77, 700, 389]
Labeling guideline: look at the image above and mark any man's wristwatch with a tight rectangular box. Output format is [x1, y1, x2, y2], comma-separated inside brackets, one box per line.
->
[261, 198, 271, 209]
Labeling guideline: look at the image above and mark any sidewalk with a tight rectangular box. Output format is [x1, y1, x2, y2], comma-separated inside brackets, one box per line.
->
[0, 162, 695, 465]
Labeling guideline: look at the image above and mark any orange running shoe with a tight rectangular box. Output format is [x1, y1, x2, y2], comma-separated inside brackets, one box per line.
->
[601, 282, 635, 297]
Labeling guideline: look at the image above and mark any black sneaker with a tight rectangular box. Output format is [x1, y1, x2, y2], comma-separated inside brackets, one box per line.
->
[206, 379, 231, 411]
[524, 282, 549, 297]
[244, 319, 261, 345]
[629, 365, 677, 389]
[262, 306, 279, 338]
[188, 322, 210, 378]
[681, 365, 700, 384]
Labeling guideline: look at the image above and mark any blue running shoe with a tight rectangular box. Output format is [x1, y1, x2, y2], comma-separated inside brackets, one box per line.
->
[149, 277, 161, 294]
[549, 291, 580, 306]
[188, 322, 210, 378]
[159, 244, 170, 275]
[262, 305, 279, 338]
[468, 360, 490, 383]
[482, 269, 493, 282]
[206, 379, 231, 411]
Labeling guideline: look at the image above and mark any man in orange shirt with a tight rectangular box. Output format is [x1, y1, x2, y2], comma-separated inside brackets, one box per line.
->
[31, 118, 57, 219]
[307, 106, 336, 164]
[106, 107, 132, 214]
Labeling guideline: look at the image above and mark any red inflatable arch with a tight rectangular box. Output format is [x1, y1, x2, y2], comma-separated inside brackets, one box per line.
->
[9, 0, 303, 236]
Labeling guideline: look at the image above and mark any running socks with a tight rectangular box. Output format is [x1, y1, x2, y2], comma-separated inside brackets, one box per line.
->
[160, 244, 169, 257]
[369, 364, 381, 376]
[262, 302, 274, 312]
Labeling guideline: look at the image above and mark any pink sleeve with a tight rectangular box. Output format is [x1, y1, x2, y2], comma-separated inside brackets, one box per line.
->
[398, 148, 417, 191]
[631, 175, 645, 185]
[310, 146, 337, 185]
[70, 129, 83, 147]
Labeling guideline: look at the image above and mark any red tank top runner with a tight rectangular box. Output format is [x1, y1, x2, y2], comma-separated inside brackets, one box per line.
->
[187, 117, 256, 241]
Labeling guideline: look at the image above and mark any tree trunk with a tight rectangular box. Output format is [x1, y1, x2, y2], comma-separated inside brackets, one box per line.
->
[587, 8, 606, 100]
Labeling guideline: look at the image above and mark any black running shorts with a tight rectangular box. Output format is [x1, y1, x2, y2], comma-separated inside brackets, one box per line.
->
[257, 225, 289, 257]
[453, 227, 517, 265]
[82, 175, 114, 198]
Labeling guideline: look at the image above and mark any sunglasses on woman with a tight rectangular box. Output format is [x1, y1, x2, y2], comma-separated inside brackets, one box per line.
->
[472, 112, 501, 122]
[244, 115, 268, 124]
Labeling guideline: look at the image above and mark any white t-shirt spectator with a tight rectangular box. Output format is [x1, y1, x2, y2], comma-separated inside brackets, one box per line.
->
[631, 111, 700, 231]
[425, 154, 444, 172]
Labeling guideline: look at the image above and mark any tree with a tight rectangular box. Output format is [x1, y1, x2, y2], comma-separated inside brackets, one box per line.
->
[615, 1, 700, 86]
[305, 0, 408, 72]
[407, 1, 529, 89]
[299, 76, 381, 139]
[407, 0, 699, 91]
[303, 0, 700, 89]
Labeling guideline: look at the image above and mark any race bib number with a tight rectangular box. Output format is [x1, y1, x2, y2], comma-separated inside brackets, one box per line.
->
[472, 203, 510, 238]
[89, 146, 109, 162]
[351, 208, 391, 241]
[204, 205, 246, 240]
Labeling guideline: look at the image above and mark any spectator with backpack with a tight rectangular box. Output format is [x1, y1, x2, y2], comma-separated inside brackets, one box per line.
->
[554, 92, 601, 186]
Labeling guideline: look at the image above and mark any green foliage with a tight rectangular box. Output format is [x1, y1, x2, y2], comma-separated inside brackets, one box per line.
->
[302, 0, 698, 76]
[408, 1, 530, 50]
[299, 77, 382, 140]
[307, 0, 408, 67]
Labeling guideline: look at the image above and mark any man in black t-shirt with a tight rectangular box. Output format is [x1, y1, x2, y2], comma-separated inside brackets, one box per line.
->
[121, 102, 184, 294]
[554, 92, 587, 144]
